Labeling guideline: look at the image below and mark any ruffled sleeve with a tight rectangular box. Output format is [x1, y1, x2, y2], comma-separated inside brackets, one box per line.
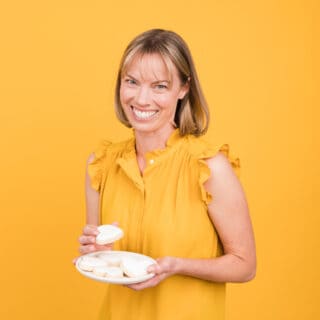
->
[87, 140, 112, 192]
[198, 143, 241, 205]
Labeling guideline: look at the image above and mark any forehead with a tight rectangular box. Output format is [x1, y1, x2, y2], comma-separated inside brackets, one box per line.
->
[123, 53, 178, 82]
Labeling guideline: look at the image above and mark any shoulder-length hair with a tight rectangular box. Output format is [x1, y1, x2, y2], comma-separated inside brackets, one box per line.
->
[114, 29, 210, 136]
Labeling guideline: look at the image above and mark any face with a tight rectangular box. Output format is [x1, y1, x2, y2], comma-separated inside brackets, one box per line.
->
[119, 53, 189, 135]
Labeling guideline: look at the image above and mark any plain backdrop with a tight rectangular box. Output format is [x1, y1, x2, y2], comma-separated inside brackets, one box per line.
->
[0, 0, 318, 319]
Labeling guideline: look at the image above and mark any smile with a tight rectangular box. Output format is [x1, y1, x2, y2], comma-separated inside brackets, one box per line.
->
[131, 107, 158, 120]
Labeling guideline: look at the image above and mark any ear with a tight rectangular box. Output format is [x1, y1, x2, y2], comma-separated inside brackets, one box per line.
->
[178, 79, 190, 100]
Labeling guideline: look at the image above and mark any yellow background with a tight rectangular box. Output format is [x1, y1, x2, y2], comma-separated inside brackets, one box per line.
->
[0, 0, 318, 319]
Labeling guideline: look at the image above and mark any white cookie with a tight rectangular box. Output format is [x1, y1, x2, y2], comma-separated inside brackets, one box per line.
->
[97, 253, 122, 267]
[93, 266, 123, 278]
[105, 266, 124, 278]
[78, 256, 107, 272]
[96, 225, 124, 245]
[121, 258, 154, 278]
[92, 265, 109, 277]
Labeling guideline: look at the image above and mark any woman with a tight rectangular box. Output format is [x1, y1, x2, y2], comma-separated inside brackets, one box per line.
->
[78, 29, 256, 319]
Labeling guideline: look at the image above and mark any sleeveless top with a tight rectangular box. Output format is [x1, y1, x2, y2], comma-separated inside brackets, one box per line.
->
[88, 129, 240, 320]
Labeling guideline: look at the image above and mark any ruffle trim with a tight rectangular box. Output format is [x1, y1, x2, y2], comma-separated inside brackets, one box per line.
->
[198, 143, 240, 205]
[87, 140, 112, 192]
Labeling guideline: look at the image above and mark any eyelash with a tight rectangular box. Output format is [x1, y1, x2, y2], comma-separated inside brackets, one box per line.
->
[125, 79, 137, 85]
[155, 84, 168, 89]
[124, 78, 168, 90]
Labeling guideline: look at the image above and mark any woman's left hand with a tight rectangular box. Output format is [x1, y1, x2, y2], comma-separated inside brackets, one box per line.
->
[126, 256, 178, 290]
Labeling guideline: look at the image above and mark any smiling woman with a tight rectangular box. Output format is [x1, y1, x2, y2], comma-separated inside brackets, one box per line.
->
[114, 29, 210, 137]
[119, 53, 189, 137]
[76, 28, 256, 320]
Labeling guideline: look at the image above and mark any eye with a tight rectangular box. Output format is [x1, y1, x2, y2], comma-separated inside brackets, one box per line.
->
[155, 84, 168, 90]
[124, 78, 137, 86]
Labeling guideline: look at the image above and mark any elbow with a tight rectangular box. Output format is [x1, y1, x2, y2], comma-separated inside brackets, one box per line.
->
[241, 259, 257, 282]
[243, 267, 256, 282]
[232, 253, 256, 283]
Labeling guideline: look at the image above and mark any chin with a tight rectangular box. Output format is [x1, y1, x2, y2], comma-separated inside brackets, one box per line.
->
[128, 119, 170, 135]
[130, 123, 159, 133]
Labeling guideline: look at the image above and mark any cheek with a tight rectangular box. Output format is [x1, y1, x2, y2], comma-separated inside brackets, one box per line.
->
[119, 87, 133, 105]
[155, 94, 179, 109]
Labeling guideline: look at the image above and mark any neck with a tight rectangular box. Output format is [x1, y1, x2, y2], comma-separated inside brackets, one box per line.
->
[134, 127, 176, 158]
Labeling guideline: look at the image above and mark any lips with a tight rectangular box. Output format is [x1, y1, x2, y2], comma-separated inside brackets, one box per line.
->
[131, 106, 158, 120]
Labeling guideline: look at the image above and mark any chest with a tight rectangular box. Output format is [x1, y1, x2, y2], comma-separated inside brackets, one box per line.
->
[99, 155, 218, 258]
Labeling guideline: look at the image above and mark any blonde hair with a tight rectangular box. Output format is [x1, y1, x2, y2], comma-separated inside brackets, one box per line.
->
[114, 29, 210, 136]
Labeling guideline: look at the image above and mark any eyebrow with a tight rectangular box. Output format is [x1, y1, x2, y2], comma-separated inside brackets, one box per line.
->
[125, 73, 171, 84]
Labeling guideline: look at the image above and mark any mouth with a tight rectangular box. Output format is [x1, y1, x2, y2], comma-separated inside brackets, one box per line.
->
[131, 106, 159, 121]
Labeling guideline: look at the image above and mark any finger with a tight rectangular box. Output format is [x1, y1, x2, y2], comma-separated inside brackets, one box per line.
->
[78, 244, 111, 255]
[72, 257, 80, 265]
[154, 257, 172, 273]
[147, 263, 159, 274]
[127, 274, 159, 291]
[83, 225, 99, 236]
[79, 244, 95, 255]
[78, 235, 96, 245]
[95, 243, 113, 251]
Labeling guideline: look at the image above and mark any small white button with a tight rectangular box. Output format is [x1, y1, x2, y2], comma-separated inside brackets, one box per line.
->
[149, 159, 155, 165]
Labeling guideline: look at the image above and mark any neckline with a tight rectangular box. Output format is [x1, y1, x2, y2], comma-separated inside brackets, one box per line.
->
[122, 128, 184, 165]
[138, 128, 182, 158]
[116, 129, 185, 186]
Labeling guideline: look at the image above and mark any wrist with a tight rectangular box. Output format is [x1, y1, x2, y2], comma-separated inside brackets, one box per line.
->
[170, 256, 182, 275]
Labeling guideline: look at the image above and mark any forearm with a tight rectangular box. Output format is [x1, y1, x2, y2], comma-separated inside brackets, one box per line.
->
[172, 253, 256, 283]
[85, 153, 100, 225]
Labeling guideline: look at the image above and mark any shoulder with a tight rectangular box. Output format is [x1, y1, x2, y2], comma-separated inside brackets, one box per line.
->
[204, 151, 243, 201]
[184, 134, 241, 178]
[85, 137, 134, 192]
[184, 135, 233, 163]
[87, 153, 96, 165]
[205, 152, 235, 174]
[86, 137, 134, 169]
[182, 134, 214, 157]
[90, 137, 134, 159]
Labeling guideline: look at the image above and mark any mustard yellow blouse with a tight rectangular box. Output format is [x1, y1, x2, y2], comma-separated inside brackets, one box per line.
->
[88, 129, 240, 320]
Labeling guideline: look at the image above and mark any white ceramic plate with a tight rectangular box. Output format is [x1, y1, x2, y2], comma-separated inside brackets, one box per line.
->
[75, 250, 156, 284]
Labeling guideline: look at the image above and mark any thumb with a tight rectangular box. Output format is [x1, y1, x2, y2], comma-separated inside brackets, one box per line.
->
[147, 263, 159, 274]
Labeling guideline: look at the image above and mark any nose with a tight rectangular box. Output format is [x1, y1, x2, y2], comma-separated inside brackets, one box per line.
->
[135, 86, 151, 107]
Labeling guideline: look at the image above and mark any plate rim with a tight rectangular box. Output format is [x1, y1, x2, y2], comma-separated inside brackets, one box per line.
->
[75, 250, 156, 285]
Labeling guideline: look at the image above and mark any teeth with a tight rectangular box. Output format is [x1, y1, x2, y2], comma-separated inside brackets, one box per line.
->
[132, 108, 157, 120]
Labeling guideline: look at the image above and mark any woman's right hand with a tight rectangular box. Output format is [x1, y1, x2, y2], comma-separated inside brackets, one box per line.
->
[78, 222, 119, 255]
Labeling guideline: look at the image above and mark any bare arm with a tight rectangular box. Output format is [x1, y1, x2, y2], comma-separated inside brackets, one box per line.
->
[128, 152, 256, 290]
[172, 153, 256, 282]
[85, 153, 100, 225]
[77, 153, 114, 255]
